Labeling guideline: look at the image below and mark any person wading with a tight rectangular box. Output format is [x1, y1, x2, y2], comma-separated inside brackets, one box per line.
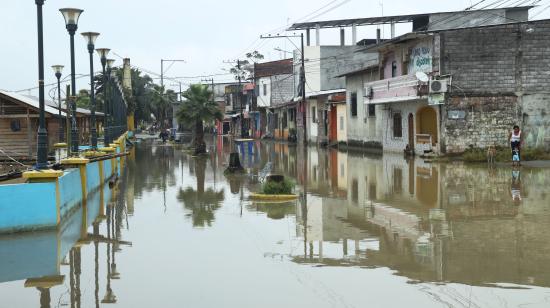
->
[508, 125, 523, 165]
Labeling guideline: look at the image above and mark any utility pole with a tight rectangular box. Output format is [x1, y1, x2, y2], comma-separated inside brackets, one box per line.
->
[160, 59, 185, 88]
[260, 33, 306, 144]
[224, 59, 247, 138]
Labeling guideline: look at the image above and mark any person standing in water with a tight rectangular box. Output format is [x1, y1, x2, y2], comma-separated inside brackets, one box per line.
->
[508, 125, 523, 165]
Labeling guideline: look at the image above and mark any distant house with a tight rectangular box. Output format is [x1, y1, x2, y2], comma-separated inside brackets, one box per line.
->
[39, 95, 104, 145]
[0, 90, 66, 158]
[254, 59, 294, 139]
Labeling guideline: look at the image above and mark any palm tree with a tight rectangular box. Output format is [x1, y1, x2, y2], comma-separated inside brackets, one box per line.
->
[150, 85, 177, 129]
[177, 84, 223, 155]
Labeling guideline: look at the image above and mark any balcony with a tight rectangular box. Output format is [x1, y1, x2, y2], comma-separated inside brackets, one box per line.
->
[365, 74, 428, 104]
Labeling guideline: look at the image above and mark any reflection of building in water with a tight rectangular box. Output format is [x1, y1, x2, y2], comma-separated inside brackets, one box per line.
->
[292, 151, 550, 288]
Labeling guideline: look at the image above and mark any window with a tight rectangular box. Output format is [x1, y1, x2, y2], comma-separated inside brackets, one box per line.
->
[351, 92, 357, 117]
[368, 104, 376, 117]
[311, 106, 317, 123]
[283, 112, 288, 128]
[391, 61, 398, 78]
[289, 109, 295, 122]
[393, 113, 402, 138]
[263, 83, 267, 96]
[340, 116, 344, 131]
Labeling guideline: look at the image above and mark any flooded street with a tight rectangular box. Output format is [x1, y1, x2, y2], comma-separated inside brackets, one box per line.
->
[2, 137, 550, 308]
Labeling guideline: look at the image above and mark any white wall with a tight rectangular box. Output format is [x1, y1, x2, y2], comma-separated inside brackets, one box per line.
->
[257, 77, 271, 108]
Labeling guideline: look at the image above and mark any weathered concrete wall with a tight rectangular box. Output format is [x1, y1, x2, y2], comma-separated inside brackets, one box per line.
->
[336, 104, 347, 142]
[522, 94, 550, 149]
[428, 8, 528, 32]
[440, 20, 550, 151]
[443, 96, 520, 153]
[271, 74, 294, 107]
[346, 72, 382, 148]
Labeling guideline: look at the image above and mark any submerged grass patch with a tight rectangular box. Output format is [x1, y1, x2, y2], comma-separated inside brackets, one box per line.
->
[261, 178, 295, 195]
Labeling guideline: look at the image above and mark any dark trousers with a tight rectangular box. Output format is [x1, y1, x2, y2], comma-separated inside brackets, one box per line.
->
[511, 141, 521, 158]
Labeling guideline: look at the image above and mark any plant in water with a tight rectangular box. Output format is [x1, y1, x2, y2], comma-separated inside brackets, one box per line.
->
[261, 178, 295, 195]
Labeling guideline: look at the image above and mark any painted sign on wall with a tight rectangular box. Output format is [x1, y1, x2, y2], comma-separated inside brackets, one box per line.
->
[409, 41, 432, 74]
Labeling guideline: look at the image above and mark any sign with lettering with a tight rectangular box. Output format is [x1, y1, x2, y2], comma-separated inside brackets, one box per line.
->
[409, 41, 432, 74]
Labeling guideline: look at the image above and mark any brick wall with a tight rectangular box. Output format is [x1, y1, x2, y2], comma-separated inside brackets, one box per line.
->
[443, 96, 520, 153]
[440, 20, 550, 152]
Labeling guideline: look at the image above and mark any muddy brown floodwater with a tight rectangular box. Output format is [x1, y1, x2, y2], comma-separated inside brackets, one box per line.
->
[2, 136, 550, 308]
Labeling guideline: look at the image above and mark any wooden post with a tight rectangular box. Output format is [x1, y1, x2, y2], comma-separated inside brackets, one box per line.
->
[26, 108, 32, 157]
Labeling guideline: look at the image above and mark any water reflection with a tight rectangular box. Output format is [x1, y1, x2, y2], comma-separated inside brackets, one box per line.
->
[177, 157, 225, 227]
[2, 138, 550, 307]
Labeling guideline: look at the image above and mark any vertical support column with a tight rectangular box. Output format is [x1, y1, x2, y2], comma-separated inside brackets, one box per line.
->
[315, 24, 320, 46]
[340, 28, 345, 46]
[376, 28, 381, 44]
[352, 24, 357, 45]
[306, 29, 311, 46]
[391, 22, 395, 38]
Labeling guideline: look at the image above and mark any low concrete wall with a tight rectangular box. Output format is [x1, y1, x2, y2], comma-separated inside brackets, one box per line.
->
[0, 156, 119, 234]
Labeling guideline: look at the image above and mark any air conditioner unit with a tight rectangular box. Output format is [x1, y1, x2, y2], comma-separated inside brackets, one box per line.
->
[364, 86, 373, 99]
[429, 79, 448, 94]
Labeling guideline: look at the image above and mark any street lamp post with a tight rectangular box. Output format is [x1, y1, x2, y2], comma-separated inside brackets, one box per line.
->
[52, 65, 65, 142]
[106, 59, 116, 143]
[59, 8, 84, 155]
[81, 32, 100, 150]
[96, 48, 110, 147]
[35, 0, 48, 169]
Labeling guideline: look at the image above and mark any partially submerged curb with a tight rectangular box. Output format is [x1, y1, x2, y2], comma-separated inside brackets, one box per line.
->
[249, 193, 298, 201]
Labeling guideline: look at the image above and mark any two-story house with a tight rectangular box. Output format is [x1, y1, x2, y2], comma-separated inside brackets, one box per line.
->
[254, 59, 294, 139]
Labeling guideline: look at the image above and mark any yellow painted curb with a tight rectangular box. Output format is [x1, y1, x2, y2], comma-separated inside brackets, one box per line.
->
[24, 275, 64, 288]
[82, 151, 107, 158]
[60, 158, 90, 165]
[53, 143, 68, 148]
[99, 147, 116, 153]
[249, 193, 299, 201]
[23, 170, 63, 179]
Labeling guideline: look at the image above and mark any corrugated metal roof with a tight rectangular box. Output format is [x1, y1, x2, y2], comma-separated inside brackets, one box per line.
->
[0, 90, 66, 117]
[287, 6, 533, 30]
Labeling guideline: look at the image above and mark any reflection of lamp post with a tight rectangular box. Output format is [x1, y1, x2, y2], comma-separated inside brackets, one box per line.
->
[81, 32, 100, 150]
[59, 8, 84, 155]
[35, 0, 48, 169]
[102, 204, 117, 304]
[52, 65, 65, 142]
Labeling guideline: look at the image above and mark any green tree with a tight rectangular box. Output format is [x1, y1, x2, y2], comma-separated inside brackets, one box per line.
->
[150, 85, 177, 129]
[75, 89, 90, 109]
[229, 51, 264, 81]
[177, 84, 223, 155]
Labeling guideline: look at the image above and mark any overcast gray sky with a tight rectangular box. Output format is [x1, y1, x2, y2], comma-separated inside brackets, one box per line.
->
[1, 0, 549, 97]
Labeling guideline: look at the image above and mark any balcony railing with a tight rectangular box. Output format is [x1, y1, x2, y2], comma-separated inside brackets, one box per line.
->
[365, 74, 428, 104]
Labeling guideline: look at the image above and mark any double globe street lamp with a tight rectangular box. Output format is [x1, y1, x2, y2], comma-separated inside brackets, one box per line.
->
[51, 65, 65, 143]
[81, 31, 100, 150]
[59, 7, 84, 155]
